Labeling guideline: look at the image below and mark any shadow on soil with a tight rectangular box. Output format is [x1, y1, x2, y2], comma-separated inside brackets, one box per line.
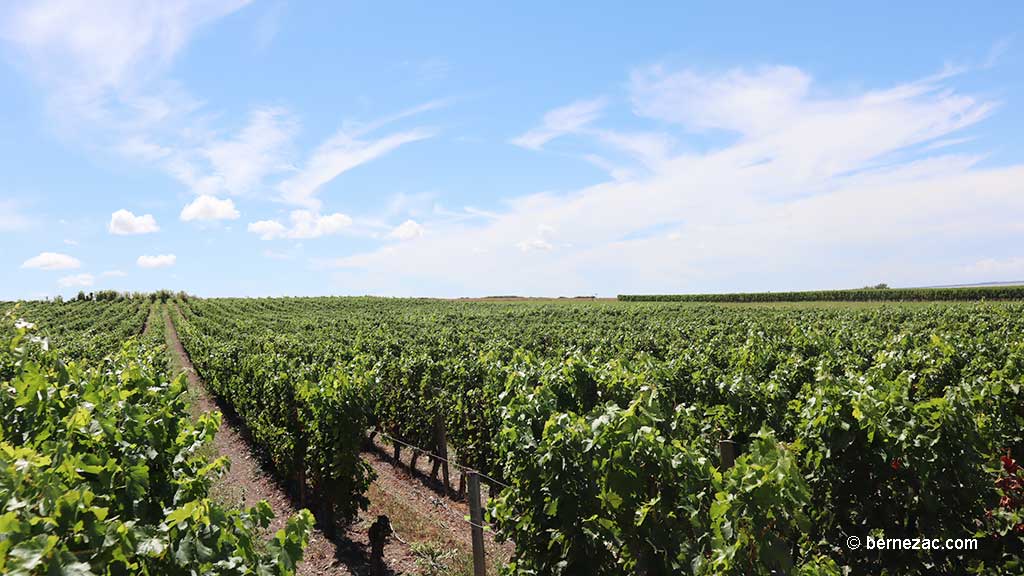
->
[164, 310, 399, 576]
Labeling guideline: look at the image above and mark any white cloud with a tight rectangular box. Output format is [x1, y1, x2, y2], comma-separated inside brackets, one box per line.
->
[63, 238, 78, 246]
[517, 239, 554, 252]
[0, 0, 262, 216]
[163, 103, 440, 209]
[984, 37, 1012, 69]
[0, 1, 251, 179]
[961, 257, 1024, 278]
[248, 210, 353, 240]
[58, 273, 94, 287]
[180, 195, 240, 221]
[137, 253, 176, 268]
[278, 129, 433, 209]
[101, 269, 127, 277]
[630, 66, 811, 135]
[247, 219, 288, 240]
[288, 210, 352, 238]
[182, 107, 298, 196]
[317, 66, 1018, 296]
[109, 209, 159, 235]
[511, 98, 607, 150]
[22, 252, 81, 270]
[1, 0, 439, 227]
[0, 0, 251, 93]
[389, 219, 424, 240]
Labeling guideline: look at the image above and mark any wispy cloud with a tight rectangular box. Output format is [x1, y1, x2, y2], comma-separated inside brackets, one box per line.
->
[511, 97, 607, 150]
[165, 102, 440, 213]
[175, 107, 298, 197]
[320, 65, 1016, 295]
[630, 65, 811, 135]
[961, 256, 1024, 278]
[0, 0, 251, 142]
[252, 0, 285, 50]
[984, 36, 1012, 69]
[1, 0, 250, 91]
[278, 128, 434, 209]
[2, 3, 446, 238]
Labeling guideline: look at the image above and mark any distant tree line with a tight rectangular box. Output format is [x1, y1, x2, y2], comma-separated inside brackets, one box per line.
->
[64, 290, 192, 303]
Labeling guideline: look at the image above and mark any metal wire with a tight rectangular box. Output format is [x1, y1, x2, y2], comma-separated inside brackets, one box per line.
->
[368, 428, 510, 538]
[369, 428, 511, 489]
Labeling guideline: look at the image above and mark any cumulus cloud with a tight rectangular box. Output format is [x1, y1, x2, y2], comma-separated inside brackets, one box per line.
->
[109, 209, 159, 235]
[22, 252, 81, 270]
[248, 210, 353, 240]
[180, 195, 240, 221]
[511, 98, 607, 150]
[137, 254, 176, 268]
[389, 219, 424, 240]
[247, 220, 288, 240]
[58, 273, 94, 287]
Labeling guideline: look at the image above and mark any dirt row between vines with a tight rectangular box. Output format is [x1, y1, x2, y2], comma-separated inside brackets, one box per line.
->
[160, 304, 508, 575]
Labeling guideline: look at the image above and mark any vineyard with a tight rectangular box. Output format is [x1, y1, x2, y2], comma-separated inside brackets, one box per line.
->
[619, 284, 1024, 302]
[0, 300, 312, 575]
[4, 296, 1024, 574]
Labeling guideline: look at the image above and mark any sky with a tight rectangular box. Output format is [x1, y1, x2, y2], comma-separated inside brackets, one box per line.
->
[1, 1, 1023, 299]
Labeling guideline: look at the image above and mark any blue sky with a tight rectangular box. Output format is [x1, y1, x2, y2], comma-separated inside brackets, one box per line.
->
[2, 1, 1023, 299]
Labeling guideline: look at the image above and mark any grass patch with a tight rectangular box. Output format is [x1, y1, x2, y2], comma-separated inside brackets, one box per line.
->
[365, 483, 477, 575]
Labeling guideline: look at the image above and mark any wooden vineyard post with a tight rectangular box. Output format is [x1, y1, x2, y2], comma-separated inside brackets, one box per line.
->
[719, 438, 737, 471]
[294, 404, 307, 508]
[435, 414, 451, 492]
[468, 471, 486, 576]
[430, 416, 441, 479]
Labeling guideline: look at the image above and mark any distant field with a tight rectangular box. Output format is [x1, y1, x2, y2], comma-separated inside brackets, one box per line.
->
[619, 284, 1024, 302]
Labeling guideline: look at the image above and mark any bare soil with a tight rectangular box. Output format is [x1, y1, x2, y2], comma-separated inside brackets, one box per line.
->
[364, 436, 514, 572]
[160, 305, 510, 575]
